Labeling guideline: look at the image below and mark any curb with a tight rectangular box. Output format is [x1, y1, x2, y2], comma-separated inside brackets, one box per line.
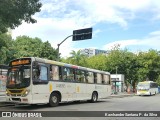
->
[105, 94, 135, 99]
[0, 102, 15, 107]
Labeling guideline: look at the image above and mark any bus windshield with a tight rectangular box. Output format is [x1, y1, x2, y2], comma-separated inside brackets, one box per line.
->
[137, 83, 150, 90]
[7, 65, 31, 89]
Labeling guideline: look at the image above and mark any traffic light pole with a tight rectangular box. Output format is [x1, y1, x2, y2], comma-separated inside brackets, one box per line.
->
[57, 35, 73, 61]
[57, 28, 92, 61]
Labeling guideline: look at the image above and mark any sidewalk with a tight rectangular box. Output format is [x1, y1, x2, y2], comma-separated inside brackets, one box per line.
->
[106, 92, 136, 98]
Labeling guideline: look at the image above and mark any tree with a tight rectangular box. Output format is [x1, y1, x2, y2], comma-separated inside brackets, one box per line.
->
[105, 45, 139, 92]
[14, 36, 43, 58]
[13, 36, 58, 60]
[0, 34, 15, 64]
[0, 0, 42, 33]
[137, 50, 160, 82]
[67, 50, 86, 66]
[39, 41, 58, 60]
[86, 54, 107, 71]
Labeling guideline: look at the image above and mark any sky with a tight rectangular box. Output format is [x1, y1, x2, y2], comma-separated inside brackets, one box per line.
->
[12, 0, 160, 57]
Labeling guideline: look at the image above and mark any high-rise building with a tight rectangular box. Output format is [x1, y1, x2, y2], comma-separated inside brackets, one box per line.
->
[80, 48, 108, 57]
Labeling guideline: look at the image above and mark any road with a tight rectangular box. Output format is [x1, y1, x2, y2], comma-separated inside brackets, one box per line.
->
[0, 94, 160, 120]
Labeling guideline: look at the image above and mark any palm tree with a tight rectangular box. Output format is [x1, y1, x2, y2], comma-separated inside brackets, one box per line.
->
[69, 50, 85, 65]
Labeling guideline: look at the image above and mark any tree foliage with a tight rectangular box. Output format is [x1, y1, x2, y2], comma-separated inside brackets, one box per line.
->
[0, 0, 42, 33]
[0, 35, 58, 64]
[14, 36, 43, 58]
[0, 34, 15, 64]
[63, 50, 87, 66]
[63, 45, 160, 87]
[13, 36, 58, 60]
[86, 54, 107, 71]
[39, 41, 58, 60]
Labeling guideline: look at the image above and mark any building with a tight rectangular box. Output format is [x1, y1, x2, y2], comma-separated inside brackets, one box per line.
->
[111, 74, 125, 93]
[80, 48, 108, 57]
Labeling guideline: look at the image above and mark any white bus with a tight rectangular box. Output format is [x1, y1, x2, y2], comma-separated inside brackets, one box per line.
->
[6, 57, 111, 106]
[137, 81, 158, 96]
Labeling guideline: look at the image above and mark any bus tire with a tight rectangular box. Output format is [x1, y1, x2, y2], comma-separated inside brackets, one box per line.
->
[90, 92, 98, 103]
[150, 92, 152, 96]
[49, 93, 60, 107]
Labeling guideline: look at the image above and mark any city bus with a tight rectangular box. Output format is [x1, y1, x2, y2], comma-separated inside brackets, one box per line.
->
[6, 57, 111, 106]
[137, 81, 158, 96]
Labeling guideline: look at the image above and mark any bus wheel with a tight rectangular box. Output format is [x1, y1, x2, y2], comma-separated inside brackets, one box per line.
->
[49, 93, 60, 107]
[91, 92, 98, 103]
[150, 92, 152, 96]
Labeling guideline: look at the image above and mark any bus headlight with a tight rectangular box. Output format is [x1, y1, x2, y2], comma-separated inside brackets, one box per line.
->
[6, 90, 10, 96]
[22, 90, 30, 97]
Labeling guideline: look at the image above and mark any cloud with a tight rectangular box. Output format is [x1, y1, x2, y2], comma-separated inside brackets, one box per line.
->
[103, 30, 160, 51]
[12, 0, 160, 57]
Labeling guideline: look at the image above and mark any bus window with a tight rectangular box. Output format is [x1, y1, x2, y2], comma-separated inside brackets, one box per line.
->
[104, 74, 110, 84]
[63, 67, 75, 81]
[33, 65, 48, 84]
[86, 72, 94, 83]
[76, 70, 85, 83]
[97, 73, 102, 84]
[101, 74, 105, 84]
[94, 73, 97, 83]
[33, 66, 40, 80]
[50, 65, 59, 80]
[39, 66, 48, 81]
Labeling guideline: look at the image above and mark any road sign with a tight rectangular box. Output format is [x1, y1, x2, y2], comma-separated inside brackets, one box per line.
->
[72, 28, 92, 41]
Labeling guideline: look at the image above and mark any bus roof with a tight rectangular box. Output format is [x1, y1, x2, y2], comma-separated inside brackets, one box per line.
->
[10, 57, 110, 75]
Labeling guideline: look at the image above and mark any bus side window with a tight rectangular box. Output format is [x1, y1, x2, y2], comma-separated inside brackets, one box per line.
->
[59, 66, 62, 80]
[97, 73, 102, 84]
[104, 74, 110, 85]
[33, 67, 40, 80]
[76, 70, 85, 83]
[62, 67, 75, 81]
[39, 66, 48, 81]
[50, 65, 59, 80]
[87, 72, 94, 83]
[94, 73, 97, 83]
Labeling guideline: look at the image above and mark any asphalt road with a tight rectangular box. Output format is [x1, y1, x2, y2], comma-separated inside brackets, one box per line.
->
[0, 94, 160, 120]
